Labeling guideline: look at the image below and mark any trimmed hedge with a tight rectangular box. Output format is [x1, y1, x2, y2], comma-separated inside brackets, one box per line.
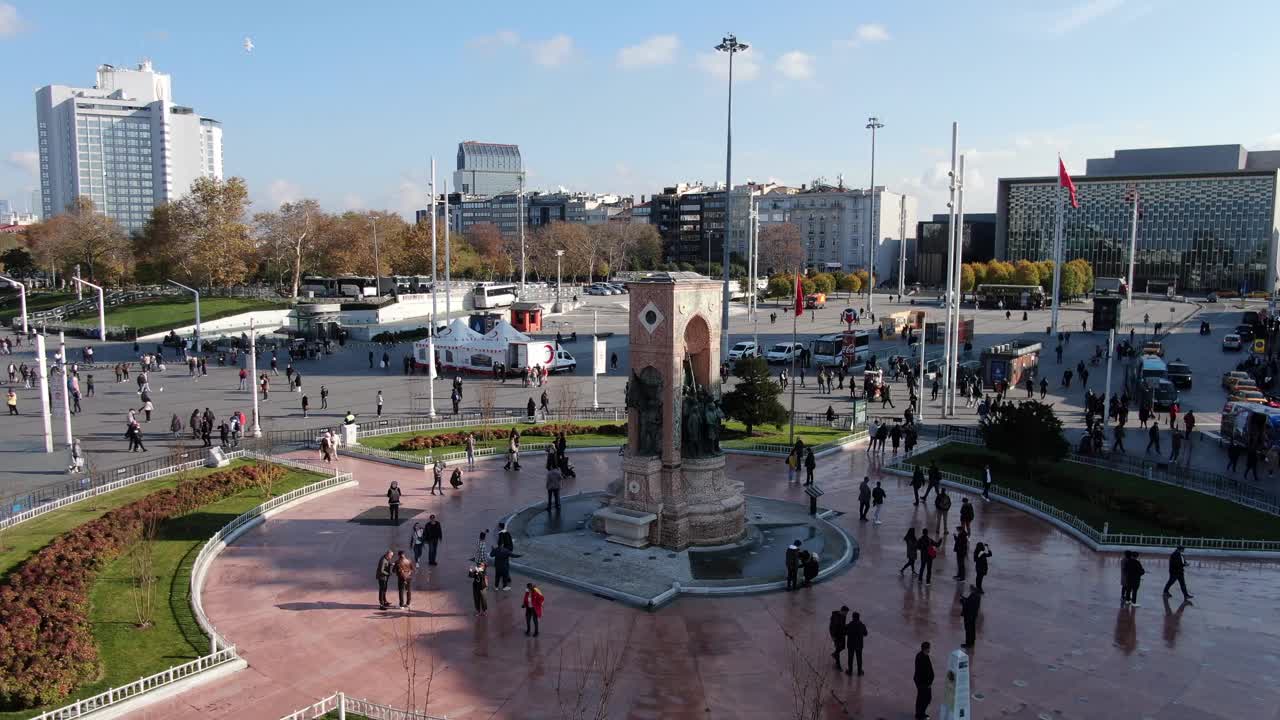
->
[0, 463, 285, 710]
[393, 422, 627, 451]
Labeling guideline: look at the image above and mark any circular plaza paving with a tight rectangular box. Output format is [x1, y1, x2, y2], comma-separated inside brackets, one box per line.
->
[135, 445, 1280, 720]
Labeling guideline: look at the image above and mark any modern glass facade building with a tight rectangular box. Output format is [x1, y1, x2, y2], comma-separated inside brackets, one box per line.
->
[997, 146, 1280, 294]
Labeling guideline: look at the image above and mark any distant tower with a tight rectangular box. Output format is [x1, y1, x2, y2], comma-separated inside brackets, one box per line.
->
[453, 141, 522, 196]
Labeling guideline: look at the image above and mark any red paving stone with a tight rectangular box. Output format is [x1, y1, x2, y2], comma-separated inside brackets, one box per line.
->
[131, 445, 1280, 720]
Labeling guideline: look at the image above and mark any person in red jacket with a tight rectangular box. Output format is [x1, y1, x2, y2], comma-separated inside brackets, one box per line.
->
[522, 583, 544, 636]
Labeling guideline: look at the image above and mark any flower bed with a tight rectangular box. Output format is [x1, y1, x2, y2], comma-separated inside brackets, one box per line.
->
[0, 464, 285, 711]
[393, 422, 627, 451]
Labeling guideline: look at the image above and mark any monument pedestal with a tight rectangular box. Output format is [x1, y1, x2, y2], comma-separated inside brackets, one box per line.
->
[660, 455, 745, 550]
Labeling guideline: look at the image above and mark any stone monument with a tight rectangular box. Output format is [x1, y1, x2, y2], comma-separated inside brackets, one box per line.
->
[602, 272, 746, 551]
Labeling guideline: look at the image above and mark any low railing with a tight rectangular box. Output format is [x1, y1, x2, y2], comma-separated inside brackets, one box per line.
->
[355, 407, 627, 440]
[279, 692, 445, 720]
[31, 648, 241, 720]
[30, 452, 352, 720]
[890, 446, 1280, 553]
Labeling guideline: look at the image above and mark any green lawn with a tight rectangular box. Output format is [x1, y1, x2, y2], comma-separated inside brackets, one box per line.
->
[359, 419, 851, 458]
[0, 461, 325, 720]
[910, 444, 1280, 540]
[67, 297, 287, 334]
[0, 291, 74, 324]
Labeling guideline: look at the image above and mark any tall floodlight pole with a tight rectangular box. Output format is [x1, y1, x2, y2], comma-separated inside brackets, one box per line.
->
[72, 277, 105, 341]
[554, 249, 565, 313]
[898, 194, 907, 298]
[430, 158, 438, 332]
[918, 316, 927, 424]
[518, 169, 526, 297]
[1102, 327, 1115, 429]
[58, 331, 71, 447]
[370, 216, 381, 296]
[35, 333, 52, 452]
[0, 275, 28, 335]
[74, 265, 82, 300]
[592, 310, 600, 409]
[948, 155, 966, 416]
[942, 122, 959, 417]
[716, 33, 748, 358]
[1125, 185, 1139, 309]
[444, 179, 452, 319]
[249, 318, 261, 437]
[166, 280, 201, 352]
[865, 117, 884, 316]
[1050, 172, 1065, 339]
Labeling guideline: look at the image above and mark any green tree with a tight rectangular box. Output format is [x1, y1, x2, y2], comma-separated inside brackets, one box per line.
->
[169, 177, 254, 287]
[960, 263, 976, 292]
[980, 400, 1069, 475]
[0, 247, 35, 277]
[1060, 262, 1085, 298]
[853, 269, 869, 294]
[1067, 258, 1094, 292]
[766, 274, 794, 297]
[837, 272, 860, 294]
[721, 357, 789, 435]
[1013, 259, 1039, 286]
[810, 272, 835, 294]
[971, 261, 988, 288]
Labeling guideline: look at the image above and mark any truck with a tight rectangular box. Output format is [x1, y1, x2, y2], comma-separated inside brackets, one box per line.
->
[415, 319, 576, 375]
[805, 292, 827, 309]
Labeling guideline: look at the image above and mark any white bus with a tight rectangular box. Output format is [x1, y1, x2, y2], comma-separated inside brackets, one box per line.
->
[472, 283, 517, 309]
[811, 330, 870, 367]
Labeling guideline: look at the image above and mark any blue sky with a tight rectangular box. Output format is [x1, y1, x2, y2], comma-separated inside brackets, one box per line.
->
[3, 0, 1280, 219]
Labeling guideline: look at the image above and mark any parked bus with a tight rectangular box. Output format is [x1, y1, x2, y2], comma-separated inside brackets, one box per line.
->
[811, 330, 870, 367]
[472, 283, 518, 309]
[334, 276, 379, 298]
[976, 284, 1045, 310]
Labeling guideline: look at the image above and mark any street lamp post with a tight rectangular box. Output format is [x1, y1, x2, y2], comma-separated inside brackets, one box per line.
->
[0, 275, 27, 335]
[1124, 185, 1139, 310]
[249, 318, 262, 437]
[71, 277, 105, 342]
[370, 216, 381, 297]
[554, 249, 565, 314]
[58, 331, 72, 448]
[948, 155, 966, 416]
[444, 179, 452, 319]
[866, 117, 884, 317]
[716, 32, 749, 359]
[166, 280, 201, 352]
[942, 122, 959, 416]
[35, 333, 52, 452]
[518, 169, 526, 297]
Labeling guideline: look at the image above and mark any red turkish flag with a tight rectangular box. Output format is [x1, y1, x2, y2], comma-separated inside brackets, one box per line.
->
[1059, 157, 1079, 209]
[794, 272, 804, 317]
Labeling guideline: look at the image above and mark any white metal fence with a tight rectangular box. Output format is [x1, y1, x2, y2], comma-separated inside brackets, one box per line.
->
[279, 692, 445, 720]
[355, 407, 627, 440]
[29, 452, 353, 720]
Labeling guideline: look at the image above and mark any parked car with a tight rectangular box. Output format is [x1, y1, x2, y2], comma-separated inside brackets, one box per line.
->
[1223, 334, 1244, 351]
[1235, 324, 1255, 343]
[1206, 292, 1218, 303]
[1230, 388, 1268, 405]
[727, 341, 760, 361]
[607, 283, 628, 294]
[586, 285, 610, 296]
[1166, 362, 1193, 389]
[1223, 370, 1254, 389]
[765, 342, 805, 363]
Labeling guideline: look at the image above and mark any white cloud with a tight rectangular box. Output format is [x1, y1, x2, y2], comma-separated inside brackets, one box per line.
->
[848, 23, 889, 47]
[775, 51, 815, 81]
[1052, 0, 1125, 33]
[694, 49, 761, 82]
[341, 193, 365, 210]
[530, 34, 574, 67]
[1253, 133, 1280, 151]
[267, 179, 302, 207]
[0, 4, 22, 38]
[467, 29, 521, 51]
[394, 179, 427, 218]
[6, 150, 37, 176]
[617, 34, 679, 69]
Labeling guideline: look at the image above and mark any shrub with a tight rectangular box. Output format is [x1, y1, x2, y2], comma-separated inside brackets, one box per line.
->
[0, 464, 285, 710]
[393, 423, 627, 451]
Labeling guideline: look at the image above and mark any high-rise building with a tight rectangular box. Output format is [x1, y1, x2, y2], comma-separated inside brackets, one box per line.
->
[35, 61, 223, 233]
[785, 183, 917, 275]
[915, 213, 996, 286]
[997, 144, 1280, 293]
[453, 141, 522, 196]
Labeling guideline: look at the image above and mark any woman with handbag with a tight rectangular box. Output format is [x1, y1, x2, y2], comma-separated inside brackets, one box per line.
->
[917, 529, 941, 585]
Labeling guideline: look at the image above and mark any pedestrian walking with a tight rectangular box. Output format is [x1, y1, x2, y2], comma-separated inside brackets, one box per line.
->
[301, 394, 309, 418]
[786, 447, 800, 484]
[505, 432, 521, 471]
[522, 583, 544, 636]
[376, 390, 384, 417]
[1121, 550, 1145, 606]
[1040, 377, 1048, 399]
[871, 481, 886, 524]
[376, 549, 394, 610]
[465, 433, 476, 468]
[1170, 427, 1183, 461]
[430, 459, 445, 495]
[1227, 442, 1241, 473]
[5, 388, 16, 415]
[934, 487, 952, 535]
[468, 561, 488, 616]
[804, 448, 816, 485]
[960, 584, 981, 648]
[959, 497, 975, 534]
[1146, 423, 1160, 455]
[386, 480, 402, 523]
[899, 528, 918, 576]
[1162, 545, 1193, 600]
[857, 477, 872, 520]
[785, 540, 802, 591]
[917, 530, 940, 585]
[844, 612, 868, 676]
[395, 551, 414, 608]
[1112, 424, 1126, 452]
[829, 606, 849, 670]
[913, 642, 934, 720]
[952, 528, 969, 581]
[423, 514, 442, 565]
[545, 463, 562, 511]
[974, 542, 992, 592]
[981, 465, 992, 501]
[923, 461, 941, 502]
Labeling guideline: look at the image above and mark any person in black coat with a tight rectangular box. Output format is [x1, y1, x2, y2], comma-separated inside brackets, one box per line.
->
[423, 514, 443, 565]
[952, 528, 969, 581]
[829, 606, 849, 670]
[785, 540, 801, 591]
[801, 550, 819, 587]
[911, 465, 925, 505]
[375, 549, 394, 610]
[844, 612, 869, 676]
[899, 528, 918, 576]
[1162, 545, 1193, 600]
[1121, 550, 1146, 606]
[913, 642, 934, 720]
[960, 584, 982, 648]
[804, 448, 817, 486]
[386, 481, 402, 523]
[973, 542, 993, 593]
[917, 529, 941, 585]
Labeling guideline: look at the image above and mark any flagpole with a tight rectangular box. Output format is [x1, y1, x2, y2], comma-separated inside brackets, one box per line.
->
[942, 122, 958, 417]
[1126, 187, 1139, 310]
[1051, 181, 1064, 339]
[948, 155, 966, 416]
[789, 270, 799, 444]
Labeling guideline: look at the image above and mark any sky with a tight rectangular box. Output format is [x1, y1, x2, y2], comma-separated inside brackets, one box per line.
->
[3, 0, 1280, 221]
